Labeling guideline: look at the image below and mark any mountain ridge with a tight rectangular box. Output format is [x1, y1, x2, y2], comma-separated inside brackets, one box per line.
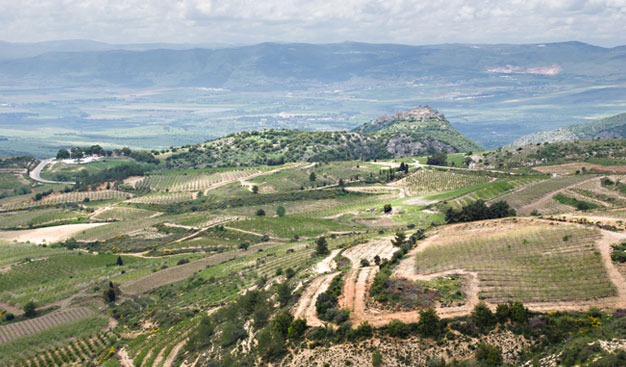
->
[164, 106, 480, 169]
[512, 112, 626, 146]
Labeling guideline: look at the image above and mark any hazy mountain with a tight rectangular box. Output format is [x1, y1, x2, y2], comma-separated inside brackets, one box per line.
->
[512, 112, 626, 146]
[0, 39, 238, 60]
[1, 41, 625, 88]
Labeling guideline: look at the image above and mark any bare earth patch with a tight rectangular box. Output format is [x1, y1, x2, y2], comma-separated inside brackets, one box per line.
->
[0, 223, 107, 244]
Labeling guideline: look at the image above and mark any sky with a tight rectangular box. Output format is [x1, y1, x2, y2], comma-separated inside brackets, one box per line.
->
[1, 0, 626, 46]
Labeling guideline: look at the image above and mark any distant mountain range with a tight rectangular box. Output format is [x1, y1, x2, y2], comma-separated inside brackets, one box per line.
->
[1, 41, 625, 88]
[512, 113, 626, 146]
[165, 106, 478, 168]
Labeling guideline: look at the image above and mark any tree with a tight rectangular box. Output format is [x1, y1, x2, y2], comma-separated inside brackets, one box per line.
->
[315, 236, 329, 256]
[391, 231, 406, 247]
[252, 185, 259, 194]
[23, 301, 37, 318]
[383, 203, 392, 213]
[116, 255, 123, 266]
[56, 149, 70, 159]
[427, 151, 447, 166]
[338, 178, 344, 187]
[309, 172, 316, 182]
[417, 308, 441, 337]
[256, 209, 266, 216]
[276, 205, 286, 217]
[285, 267, 295, 279]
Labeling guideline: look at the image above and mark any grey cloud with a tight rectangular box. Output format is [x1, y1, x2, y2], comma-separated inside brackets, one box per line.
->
[0, 0, 624, 46]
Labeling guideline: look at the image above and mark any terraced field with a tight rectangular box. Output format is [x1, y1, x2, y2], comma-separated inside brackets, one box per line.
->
[136, 169, 260, 192]
[413, 223, 613, 302]
[400, 168, 492, 195]
[0, 307, 94, 344]
[450, 176, 547, 209]
[0, 190, 130, 212]
[125, 192, 196, 205]
[0, 208, 85, 229]
[495, 175, 593, 215]
[91, 206, 159, 221]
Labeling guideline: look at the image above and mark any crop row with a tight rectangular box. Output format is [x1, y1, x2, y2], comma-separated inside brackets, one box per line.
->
[413, 226, 613, 302]
[126, 192, 197, 205]
[0, 308, 94, 344]
[137, 169, 259, 192]
[1, 190, 130, 211]
[402, 169, 492, 195]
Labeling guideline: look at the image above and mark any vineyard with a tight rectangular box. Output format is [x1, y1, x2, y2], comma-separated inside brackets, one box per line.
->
[0, 190, 130, 211]
[10, 328, 120, 367]
[0, 209, 84, 229]
[136, 169, 260, 192]
[400, 168, 492, 195]
[91, 206, 159, 221]
[125, 192, 196, 205]
[494, 175, 591, 212]
[413, 224, 614, 302]
[0, 307, 94, 344]
[228, 216, 358, 239]
[450, 176, 547, 209]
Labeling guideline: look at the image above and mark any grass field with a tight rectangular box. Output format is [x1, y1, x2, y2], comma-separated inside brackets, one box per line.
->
[414, 224, 615, 302]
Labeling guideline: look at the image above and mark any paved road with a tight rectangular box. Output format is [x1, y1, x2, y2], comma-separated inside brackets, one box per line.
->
[29, 158, 75, 184]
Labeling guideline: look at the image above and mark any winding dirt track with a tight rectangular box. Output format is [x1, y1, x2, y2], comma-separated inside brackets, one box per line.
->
[298, 217, 626, 328]
[292, 271, 340, 327]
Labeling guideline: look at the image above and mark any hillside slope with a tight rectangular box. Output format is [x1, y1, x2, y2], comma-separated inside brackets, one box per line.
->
[165, 106, 480, 168]
[513, 113, 626, 146]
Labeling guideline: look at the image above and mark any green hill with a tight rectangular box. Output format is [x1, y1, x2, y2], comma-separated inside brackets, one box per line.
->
[513, 112, 626, 146]
[164, 106, 481, 169]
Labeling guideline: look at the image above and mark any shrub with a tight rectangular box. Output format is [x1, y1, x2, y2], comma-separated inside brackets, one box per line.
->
[372, 349, 383, 367]
[276, 205, 286, 217]
[509, 301, 528, 324]
[383, 204, 392, 213]
[471, 302, 496, 332]
[495, 304, 510, 323]
[285, 268, 295, 279]
[256, 209, 266, 216]
[475, 343, 503, 366]
[287, 318, 307, 339]
[386, 319, 410, 338]
[360, 258, 370, 267]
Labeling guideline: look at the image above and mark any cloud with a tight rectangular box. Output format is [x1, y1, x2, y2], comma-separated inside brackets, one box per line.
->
[1, 0, 624, 46]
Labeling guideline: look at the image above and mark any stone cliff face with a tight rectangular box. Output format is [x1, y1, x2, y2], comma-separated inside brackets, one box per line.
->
[354, 106, 482, 155]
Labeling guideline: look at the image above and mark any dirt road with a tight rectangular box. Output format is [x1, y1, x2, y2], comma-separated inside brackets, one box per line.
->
[292, 272, 340, 327]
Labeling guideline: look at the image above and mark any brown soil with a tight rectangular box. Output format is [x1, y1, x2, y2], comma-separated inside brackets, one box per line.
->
[292, 271, 340, 327]
[0, 223, 107, 244]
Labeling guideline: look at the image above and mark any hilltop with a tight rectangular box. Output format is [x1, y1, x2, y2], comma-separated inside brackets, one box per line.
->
[164, 106, 480, 169]
[513, 112, 626, 146]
